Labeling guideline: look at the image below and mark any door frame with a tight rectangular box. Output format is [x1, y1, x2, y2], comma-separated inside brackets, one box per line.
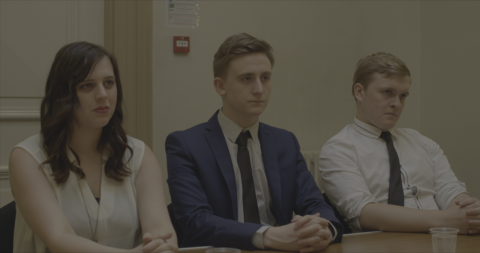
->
[104, 0, 153, 148]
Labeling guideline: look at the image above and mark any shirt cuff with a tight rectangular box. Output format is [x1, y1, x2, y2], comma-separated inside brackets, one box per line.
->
[252, 226, 270, 249]
[328, 221, 337, 243]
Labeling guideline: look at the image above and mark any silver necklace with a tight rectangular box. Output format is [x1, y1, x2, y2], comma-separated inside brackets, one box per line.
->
[77, 165, 101, 242]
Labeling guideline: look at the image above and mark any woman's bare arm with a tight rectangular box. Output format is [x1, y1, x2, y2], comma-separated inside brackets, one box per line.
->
[135, 145, 178, 252]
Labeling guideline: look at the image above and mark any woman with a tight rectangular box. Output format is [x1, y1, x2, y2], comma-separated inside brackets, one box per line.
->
[9, 42, 177, 253]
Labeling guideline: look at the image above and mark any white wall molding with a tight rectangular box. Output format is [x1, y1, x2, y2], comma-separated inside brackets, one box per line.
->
[66, 0, 79, 43]
[0, 166, 9, 179]
[0, 110, 40, 121]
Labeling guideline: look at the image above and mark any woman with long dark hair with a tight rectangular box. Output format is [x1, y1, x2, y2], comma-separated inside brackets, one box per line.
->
[9, 42, 177, 252]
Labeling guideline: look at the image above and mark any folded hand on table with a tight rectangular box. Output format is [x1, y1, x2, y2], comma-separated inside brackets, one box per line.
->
[264, 213, 332, 252]
[292, 213, 333, 252]
[444, 203, 479, 235]
[129, 232, 178, 253]
[456, 197, 480, 234]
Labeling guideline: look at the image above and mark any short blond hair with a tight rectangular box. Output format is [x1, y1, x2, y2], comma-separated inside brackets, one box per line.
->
[213, 33, 274, 78]
[352, 52, 411, 100]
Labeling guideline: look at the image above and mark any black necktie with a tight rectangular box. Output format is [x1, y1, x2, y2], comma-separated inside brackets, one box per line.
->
[236, 130, 261, 224]
[380, 131, 404, 206]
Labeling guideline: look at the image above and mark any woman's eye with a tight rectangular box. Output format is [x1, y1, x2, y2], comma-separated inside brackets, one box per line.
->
[105, 80, 115, 86]
[80, 83, 92, 89]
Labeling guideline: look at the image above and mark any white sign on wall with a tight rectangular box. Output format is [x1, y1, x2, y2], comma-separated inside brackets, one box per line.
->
[164, 0, 199, 29]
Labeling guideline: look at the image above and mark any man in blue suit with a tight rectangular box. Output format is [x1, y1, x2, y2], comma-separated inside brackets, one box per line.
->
[166, 33, 343, 251]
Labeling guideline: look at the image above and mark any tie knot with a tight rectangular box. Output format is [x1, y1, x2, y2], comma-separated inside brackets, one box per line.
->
[380, 131, 393, 142]
[236, 130, 251, 146]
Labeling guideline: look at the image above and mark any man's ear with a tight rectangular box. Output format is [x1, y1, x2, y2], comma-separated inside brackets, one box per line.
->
[214, 77, 226, 96]
[354, 83, 365, 102]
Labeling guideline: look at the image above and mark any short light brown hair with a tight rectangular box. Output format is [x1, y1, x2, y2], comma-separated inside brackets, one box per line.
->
[352, 52, 411, 100]
[213, 33, 274, 78]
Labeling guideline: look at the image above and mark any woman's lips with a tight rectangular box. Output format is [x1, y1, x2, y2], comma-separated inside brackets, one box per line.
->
[94, 106, 109, 113]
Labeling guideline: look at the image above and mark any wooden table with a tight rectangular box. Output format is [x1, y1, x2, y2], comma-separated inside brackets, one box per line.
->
[323, 231, 479, 253]
[179, 231, 480, 253]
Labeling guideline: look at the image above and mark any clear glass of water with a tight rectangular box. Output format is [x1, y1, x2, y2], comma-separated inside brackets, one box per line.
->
[429, 227, 459, 253]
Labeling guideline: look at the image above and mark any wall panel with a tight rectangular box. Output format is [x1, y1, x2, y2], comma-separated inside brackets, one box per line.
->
[0, 0, 104, 207]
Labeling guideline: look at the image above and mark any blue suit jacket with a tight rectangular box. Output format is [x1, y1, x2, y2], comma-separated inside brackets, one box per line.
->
[166, 111, 343, 249]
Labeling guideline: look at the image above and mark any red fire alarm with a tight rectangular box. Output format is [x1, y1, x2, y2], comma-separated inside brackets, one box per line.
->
[173, 36, 190, 53]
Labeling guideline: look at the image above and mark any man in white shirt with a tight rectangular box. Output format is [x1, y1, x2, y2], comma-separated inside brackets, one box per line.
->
[319, 52, 480, 234]
[166, 33, 343, 251]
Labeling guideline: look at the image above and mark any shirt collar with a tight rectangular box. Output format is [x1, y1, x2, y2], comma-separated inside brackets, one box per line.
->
[217, 108, 260, 144]
[352, 117, 397, 139]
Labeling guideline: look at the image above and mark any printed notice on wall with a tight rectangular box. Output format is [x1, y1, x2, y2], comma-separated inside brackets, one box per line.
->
[164, 0, 199, 29]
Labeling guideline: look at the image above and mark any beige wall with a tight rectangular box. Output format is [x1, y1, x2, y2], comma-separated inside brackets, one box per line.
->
[153, 1, 423, 203]
[420, 1, 480, 198]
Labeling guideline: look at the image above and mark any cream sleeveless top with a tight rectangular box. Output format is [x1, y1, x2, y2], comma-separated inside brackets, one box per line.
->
[12, 134, 145, 252]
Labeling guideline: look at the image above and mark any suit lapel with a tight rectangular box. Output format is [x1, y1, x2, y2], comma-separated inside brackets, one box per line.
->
[258, 124, 287, 224]
[204, 112, 238, 220]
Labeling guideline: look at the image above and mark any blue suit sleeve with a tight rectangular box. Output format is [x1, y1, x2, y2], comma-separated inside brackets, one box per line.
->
[166, 132, 263, 250]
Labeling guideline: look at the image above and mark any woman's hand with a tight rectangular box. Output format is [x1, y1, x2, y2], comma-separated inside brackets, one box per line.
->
[141, 232, 178, 253]
[135, 145, 179, 252]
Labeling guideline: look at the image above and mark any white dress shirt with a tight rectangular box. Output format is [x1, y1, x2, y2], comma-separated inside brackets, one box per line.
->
[319, 118, 468, 232]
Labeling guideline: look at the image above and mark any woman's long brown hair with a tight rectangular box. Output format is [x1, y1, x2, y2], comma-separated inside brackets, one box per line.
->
[40, 42, 133, 184]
